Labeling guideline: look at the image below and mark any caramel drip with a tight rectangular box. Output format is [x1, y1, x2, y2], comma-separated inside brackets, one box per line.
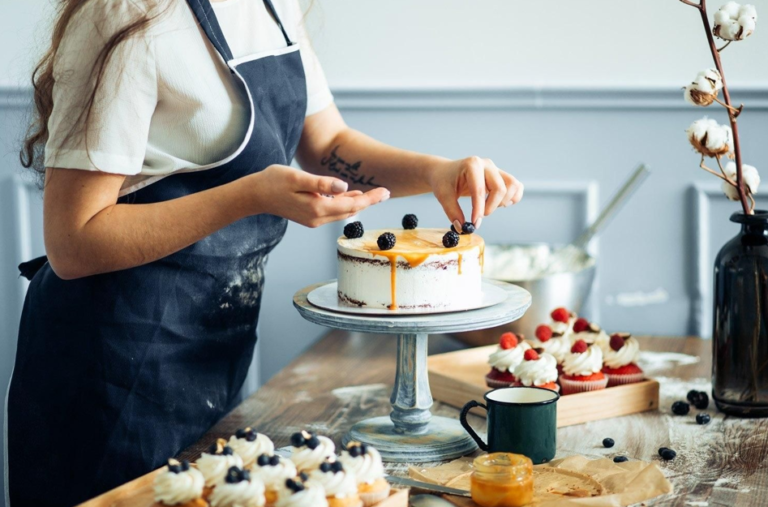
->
[458, 253, 463, 275]
[389, 259, 397, 309]
[480, 244, 485, 274]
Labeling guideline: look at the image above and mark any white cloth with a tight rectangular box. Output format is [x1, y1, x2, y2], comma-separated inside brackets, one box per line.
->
[44, 0, 334, 196]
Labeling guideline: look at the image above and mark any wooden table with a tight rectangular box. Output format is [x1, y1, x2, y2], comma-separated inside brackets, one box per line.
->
[86, 332, 768, 507]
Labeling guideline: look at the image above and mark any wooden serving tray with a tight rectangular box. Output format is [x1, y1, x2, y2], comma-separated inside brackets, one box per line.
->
[428, 345, 659, 427]
[77, 467, 408, 507]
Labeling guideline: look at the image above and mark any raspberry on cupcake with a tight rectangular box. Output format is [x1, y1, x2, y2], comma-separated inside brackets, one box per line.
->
[338, 442, 390, 507]
[512, 349, 559, 392]
[559, 339, 608, 395]
[602, 333, 644, 387]
[571, 317, 610, 351]
[549, 307, 577, 338]
[153, 459, 207, 507]
[485, 332, 531, 388]
[528, 323, 572, 367]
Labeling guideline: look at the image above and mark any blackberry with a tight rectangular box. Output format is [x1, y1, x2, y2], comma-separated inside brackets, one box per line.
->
[613, 456, 629, 463]
[402, 214, 418, 230]
[671, 401, 690, 416]
[443, 231, 460, 248]
[377, 232, 396, 251]
[343, 221, 364, 239]
[602, 438, 615, 448]
[660, 448, 676, 461]
[462, 222, 476, 234]
[696, 412, 711, 425]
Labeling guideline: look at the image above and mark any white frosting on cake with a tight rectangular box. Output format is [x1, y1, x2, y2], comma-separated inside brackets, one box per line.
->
[337, 228, 484, 309]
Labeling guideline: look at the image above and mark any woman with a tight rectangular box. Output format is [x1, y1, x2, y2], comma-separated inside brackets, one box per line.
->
[6, 0, 523, 505]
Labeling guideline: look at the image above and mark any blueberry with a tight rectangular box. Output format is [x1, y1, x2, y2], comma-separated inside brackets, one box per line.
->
[269, 455, 280, 466]
[450, 224, 459, 234]
[222, 446, 234, 456]
[696, 412, 711, 425]
[245, 430, 257, 442]
[286, 478, 301, 492]
[257, 454, 271, 467]
[235, 428, 246, 439]
[671, 401, 690, 416]
[320, 462, 332, 473]
[686, 390, 699, 404]
[442, 231, 460, 248]
[331, 461, 344, 473]
[377, 232, 396, 251]
[693, 392, 709, 410]
[660, 448, 677, 461]
[306, 436, 321, 450]
[461, 222, 475, 234]
[343, 221, 364, 239]
[348, 445, 362, 458]
[299, 472, 309, 482]
[168, 463, 181, 474]
[613, 456, 629, 463]
[360, 443, 368, 454]
[290, 432, 306, 447]
[241, 469, 251, 482]
[402, 214, 418, 230]
[208, 442, 219, 454]
[225, 466, 241, 484]
[602, 438, 615, 448]
[180, 460, 190, 471]
[658, 447, 669, 456]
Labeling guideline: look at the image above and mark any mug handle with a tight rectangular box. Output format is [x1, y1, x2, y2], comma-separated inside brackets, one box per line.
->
[459, 400, 489, 452]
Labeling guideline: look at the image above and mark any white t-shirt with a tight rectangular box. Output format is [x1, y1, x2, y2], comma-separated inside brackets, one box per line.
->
[44, 0, 334, 196]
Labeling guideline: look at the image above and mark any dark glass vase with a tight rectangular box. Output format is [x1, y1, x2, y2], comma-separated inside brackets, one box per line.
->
[712, 210, 768, 417]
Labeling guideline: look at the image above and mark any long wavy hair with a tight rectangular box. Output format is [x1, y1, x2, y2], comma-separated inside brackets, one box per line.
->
[19, 0, 167, 179]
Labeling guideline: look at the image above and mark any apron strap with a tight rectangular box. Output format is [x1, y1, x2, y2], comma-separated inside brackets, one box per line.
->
[262, 0, 295, 46]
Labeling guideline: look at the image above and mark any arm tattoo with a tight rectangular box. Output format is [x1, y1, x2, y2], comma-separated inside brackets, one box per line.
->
[320, 145, 378, 187]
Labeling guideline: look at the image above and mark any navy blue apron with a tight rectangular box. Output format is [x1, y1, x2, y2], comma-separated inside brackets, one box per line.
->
[7, 0, 306, 504]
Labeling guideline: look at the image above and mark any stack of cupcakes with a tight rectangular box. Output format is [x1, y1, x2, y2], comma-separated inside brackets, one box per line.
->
[484, 332, 531, 388]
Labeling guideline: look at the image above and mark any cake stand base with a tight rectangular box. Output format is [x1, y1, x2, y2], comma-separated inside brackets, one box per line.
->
[342, 416, 478, 463]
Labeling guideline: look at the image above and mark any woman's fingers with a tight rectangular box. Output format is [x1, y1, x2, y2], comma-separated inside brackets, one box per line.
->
[319, 187, 390, 218]
[465, 157, 487, 225]
[295, 171, 349, 195]
[436, 189, 466, 229]
[483, 160, 507, 217]
[501, 173, 524, 207]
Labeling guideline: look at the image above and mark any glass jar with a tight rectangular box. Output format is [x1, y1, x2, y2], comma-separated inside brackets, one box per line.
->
[713, 211, 768, 416]
[470, 453, 534, 507]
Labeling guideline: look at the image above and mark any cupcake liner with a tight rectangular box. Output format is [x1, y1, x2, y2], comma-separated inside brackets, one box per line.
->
[605, 371, 645, 387]
[558, 374, 608, 395]
[359, 481, 391, 507]
[328, 496, 363, 507]
[485, 373, 516, 389]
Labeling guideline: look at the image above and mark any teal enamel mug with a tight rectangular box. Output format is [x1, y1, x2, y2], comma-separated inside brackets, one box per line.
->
[460, 386, 559, 464]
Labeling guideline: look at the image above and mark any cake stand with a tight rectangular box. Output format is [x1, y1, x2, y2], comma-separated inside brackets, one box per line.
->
[293, 279, 531, 463]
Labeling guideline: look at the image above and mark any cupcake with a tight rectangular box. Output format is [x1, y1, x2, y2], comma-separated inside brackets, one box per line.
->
[338, 442, 390, 507]
[209, 466, 265, 507]
[251, 454, 297, 506]
[309, 461, 362, 507]
[197, 439, 244, 489]
[512, 349, 559, 392]
[485, 332, 531, 388]
[276, 478, 328, 507]
[289, 431, 336, 473]
[153, 459, 207, 507]
[559, 339, 608, 395]
[529, 324, 572, 367]
[228, 428, 275, 469]
[602, 333, 644, 386]
[571, 318, 610, 351]
[549, 307, 577, 339]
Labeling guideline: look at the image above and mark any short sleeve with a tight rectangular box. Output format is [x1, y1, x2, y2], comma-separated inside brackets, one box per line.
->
[44, 0, 158, 175]
[289, 2, 334, 117]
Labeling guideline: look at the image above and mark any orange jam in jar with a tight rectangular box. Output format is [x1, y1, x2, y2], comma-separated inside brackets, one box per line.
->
[470, 453, 534, 507]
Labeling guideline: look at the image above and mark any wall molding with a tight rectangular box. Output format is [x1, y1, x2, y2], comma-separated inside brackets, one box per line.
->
[4, 85, 768, 112]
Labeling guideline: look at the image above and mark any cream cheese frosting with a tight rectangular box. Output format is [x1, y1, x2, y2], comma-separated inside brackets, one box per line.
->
[526, 335, 572, 363]
[514, 352, 558, 386]
[488, 341, 531, 373]
[562, 344, 603, 376]
[275, 482, 329, 507]
[210, 476, 266, 507]
[338, 446, 385, 485]
[308, 467, 358, 499]
[228, 431, 274, 469]
[197, 441, 244, 488]
[290, 436, 336, 472]
[250, 456, 297, 491]
[153, 461, 205, 506]
[603, 336, 640, 368]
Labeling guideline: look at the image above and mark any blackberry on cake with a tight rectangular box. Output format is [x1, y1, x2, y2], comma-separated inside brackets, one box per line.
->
[377, 232, 396, 250]
[402, 214, 418, 230]
[343, 221, 364, 239]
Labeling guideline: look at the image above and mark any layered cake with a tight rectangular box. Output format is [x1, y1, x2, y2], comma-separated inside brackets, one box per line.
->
[337, 225, 484, 310]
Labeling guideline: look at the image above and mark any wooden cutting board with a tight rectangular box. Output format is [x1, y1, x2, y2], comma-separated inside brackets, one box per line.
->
[428, 345, 659, 427]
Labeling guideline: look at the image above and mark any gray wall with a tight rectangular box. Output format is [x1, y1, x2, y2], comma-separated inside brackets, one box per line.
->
[1, 86, 767, 502]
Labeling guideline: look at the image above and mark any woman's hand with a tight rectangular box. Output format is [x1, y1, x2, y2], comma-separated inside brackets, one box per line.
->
[428, 156, 524, 229]
[249, 164, 390, 228]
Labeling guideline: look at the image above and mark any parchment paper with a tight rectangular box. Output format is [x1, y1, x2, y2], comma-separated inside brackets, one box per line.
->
[409, 455, 673, 507]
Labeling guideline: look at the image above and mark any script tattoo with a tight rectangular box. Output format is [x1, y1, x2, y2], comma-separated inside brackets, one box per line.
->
[320, 145, 377, 187]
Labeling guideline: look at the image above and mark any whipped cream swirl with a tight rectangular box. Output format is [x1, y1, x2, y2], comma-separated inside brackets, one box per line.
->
[549, 318, 574, 338]
[251, 457, 297, 490]
[488, 341, 531, 372]
[210, 478, 265, 507]
[572, 328, 610, 350]
[603, 336, 640, 368]
[308, 469, 358, 498]
[290, 436, 335, 472]
[197, 453, 244, 487]
[228, 433, 274, 468]
[338, 446, 385, 485]
[562, 344, 603, 376]
[275, 482, 328, 507]
[514, 353, 558, 387]
[527, 335, 572, 363]
[153, 466, 205, 505]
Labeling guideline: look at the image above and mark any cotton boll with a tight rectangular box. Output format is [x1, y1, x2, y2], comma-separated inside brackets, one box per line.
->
[715, 10, 731, 24]
[714, 2, 758, 40]
[739, 4, 757, 20]
[723, 162, 760, 195]
[704, 125, 730, 152]
[739, 14, 756, 32]
[687, 118, 733, 158]
[699, 68, 723, 91]
[722, 1, 742, 18]
[684, 74, 719, 106]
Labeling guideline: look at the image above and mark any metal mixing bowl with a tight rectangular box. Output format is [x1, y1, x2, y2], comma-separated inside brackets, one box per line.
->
[453, 243, 596, 347]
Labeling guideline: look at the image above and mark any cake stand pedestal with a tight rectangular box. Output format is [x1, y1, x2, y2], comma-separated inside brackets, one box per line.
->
[293, 279, 531, 463]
